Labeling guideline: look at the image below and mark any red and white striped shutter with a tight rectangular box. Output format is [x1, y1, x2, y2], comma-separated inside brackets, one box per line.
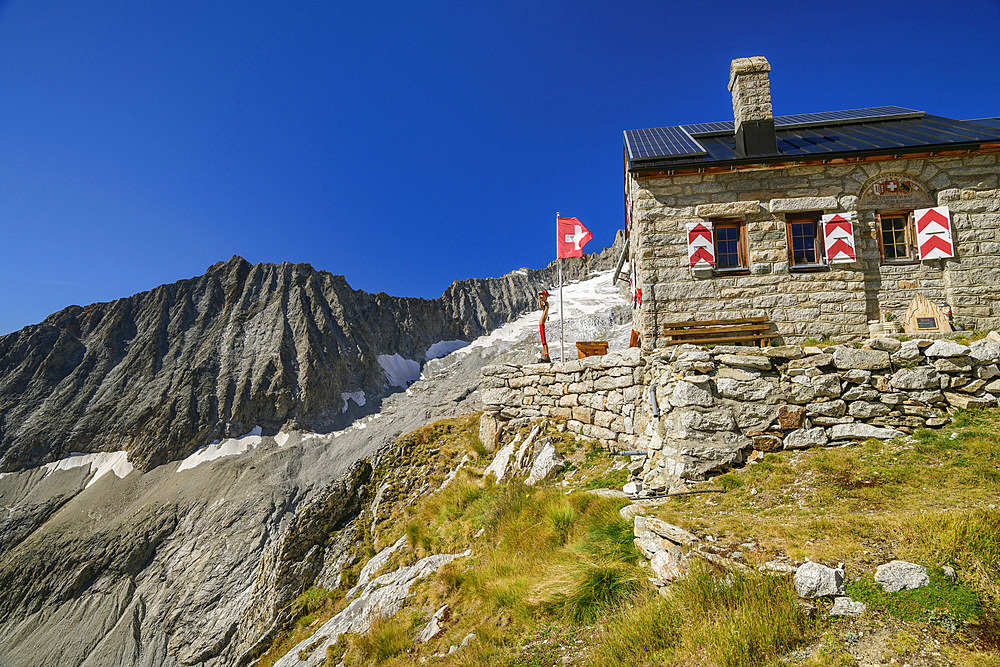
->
[687, 221, 715, 269]
[915, 206, 955, 260]
[821, 212, 857, 264]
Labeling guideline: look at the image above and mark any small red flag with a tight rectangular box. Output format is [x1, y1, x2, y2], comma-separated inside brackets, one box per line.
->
[557, 217, 593, 258]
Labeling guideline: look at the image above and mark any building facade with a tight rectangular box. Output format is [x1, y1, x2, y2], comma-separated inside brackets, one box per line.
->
[623, 57, 1000, 348]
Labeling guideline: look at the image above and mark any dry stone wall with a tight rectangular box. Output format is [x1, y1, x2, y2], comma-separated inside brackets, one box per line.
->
[480, 349, 645, 450]
[636, 336, 1000, 493]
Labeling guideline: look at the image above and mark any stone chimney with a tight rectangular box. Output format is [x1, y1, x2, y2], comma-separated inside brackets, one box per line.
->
[728, 56, 777, 157]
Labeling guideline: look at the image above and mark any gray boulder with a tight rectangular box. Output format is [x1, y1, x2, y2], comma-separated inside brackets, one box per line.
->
[829, 423, 902, 440]
[833, 348, 891, 370]
[875, 560, 929, 593]
[784, 427, 828, 449]
[672, 379, 714, 407]
[891, 341, 925, 364]
[969, 339, 1000, 364]
[811, 374, 842, 398]
[715, 377, 777, 402]
[716, 354, 771, 370]
[866, 337, 902, 353]
[924, 340, 968, 358]
[644, 517, 698, 545]
[830, 596, 866, 617]
[794, 561, 845, 598]
[889, 367, 941, 390]
[525, 439, 565, 485]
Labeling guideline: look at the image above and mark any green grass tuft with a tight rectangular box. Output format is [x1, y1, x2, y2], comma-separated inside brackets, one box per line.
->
[846, 569, 984, 624]
[550, 561, 641, 623]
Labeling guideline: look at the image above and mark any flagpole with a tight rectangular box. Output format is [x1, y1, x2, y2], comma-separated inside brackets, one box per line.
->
[557, 211, 564, 363]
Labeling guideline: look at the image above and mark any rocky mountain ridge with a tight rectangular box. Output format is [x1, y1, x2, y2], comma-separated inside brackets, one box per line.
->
[0, 247, 627, 667]
[0, 247, 614, 473]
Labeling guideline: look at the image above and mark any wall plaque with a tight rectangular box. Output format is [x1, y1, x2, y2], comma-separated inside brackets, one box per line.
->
[858, 174, 934, 209]
[902, 293, 953, 334]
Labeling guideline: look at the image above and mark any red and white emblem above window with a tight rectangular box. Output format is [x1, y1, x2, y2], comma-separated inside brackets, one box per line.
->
[687, 221, 715, 269]
[915, 206, 955, 260]
[821, 212, 857, 264]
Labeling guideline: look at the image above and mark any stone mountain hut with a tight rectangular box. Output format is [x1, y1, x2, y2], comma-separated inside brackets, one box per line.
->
[620, 56, 1000, 349]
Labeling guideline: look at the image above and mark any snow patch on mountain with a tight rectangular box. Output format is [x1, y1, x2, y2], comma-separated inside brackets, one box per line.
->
[341, 391, 367, 413]
[378, 354, 422, 387]
[424, 340, 469, 361]
[42, 451, 135, 488]
[177, 426, 263, 472]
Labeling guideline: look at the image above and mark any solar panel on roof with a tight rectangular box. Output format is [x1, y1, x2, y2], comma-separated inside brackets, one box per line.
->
[966, 117, 1000, 131]
[775, 106, 923, 128]
[682, 120, 734, 135]
[681, 106, 924, 138]
[624, 126, 707, 160]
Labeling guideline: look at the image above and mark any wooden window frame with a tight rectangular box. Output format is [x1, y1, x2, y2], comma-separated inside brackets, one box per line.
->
[876, 209, 918, 264]
[712, 218, 749, 273]
[785, 212, 827, 270]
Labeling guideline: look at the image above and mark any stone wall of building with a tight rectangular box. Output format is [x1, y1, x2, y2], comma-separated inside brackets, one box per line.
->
[628, 153, 1000, 347]
[635, 337, 1000, 494]
[480, 349, 645, 450]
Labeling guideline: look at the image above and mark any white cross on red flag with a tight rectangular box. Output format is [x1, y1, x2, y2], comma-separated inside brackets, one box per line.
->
[557, 217, 593, 258]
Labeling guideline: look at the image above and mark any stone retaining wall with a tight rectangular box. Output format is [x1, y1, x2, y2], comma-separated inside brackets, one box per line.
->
[636, 336, 1000, 494]
[480, 349, 644, 450]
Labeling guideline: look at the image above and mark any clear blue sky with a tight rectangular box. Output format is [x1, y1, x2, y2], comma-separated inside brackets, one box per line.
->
[2, 0, 999, 334]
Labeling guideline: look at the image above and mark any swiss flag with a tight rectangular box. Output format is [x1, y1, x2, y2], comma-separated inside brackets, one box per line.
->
[557, 217, 593, 258]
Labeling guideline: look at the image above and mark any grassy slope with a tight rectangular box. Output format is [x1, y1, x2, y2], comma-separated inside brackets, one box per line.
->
[263, 410, 1000, 667]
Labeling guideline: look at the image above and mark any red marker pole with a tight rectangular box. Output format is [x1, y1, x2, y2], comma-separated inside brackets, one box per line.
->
[556, 211, 564, 362]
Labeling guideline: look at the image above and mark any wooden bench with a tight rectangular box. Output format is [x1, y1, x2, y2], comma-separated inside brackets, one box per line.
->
[659, 317, 777, 347]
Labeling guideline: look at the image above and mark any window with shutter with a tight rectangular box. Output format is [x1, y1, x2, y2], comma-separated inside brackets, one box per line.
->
[713, 219, 748, 272]
[877, 209, 917, 262]
[786, 212, 826, 269]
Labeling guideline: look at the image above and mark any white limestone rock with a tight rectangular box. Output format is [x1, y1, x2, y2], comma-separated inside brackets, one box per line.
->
[830, 596, 866, 617]
[276, 550, 471, 667]
[784, 427, 828, 449]
[924, 340, 969, 358]
[672, 379, 714, 407]
[794, 561, 845, 599]
[417, 605, 449, 643]
[833, 348, 891, 370]
[484, 437, 520, 483]
[829, 423, 902, 440]
[889, 366, 941, 390]
[866, 337, 902, 353]
[875, 560, 929, 593]
[525, 439, 565, 485]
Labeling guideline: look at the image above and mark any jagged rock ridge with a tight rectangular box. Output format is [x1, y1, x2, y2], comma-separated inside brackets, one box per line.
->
[0, 249, 613, 472]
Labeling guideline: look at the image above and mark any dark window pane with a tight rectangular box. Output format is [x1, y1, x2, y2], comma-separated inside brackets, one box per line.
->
[715, 226, 742, 269]
[790, 221, 816, 264]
